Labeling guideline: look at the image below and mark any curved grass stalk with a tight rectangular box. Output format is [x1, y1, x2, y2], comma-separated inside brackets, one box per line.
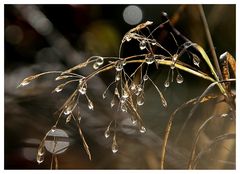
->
[159, 95, 217, 169]
[72, 113, 92, 160]
[187, 112, 230, 169]
[192, 133, 235, 169]
[175, 79, 235, 145]
[17, 71, 63, 88]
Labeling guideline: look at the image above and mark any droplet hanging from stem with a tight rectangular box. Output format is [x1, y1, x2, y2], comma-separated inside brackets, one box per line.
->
[139, 40, 147, 50]
[112, 133, 118, 153]
[176, 71, 184, 84]
[104, 121, 113, 139]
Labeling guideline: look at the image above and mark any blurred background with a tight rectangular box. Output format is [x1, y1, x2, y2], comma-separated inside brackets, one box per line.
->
[4, 4, 235, 169]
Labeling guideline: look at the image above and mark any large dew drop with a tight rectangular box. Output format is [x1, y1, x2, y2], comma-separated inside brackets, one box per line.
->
[176, 73, 184, 84]
[114, 88, 119, 96]
[54, 84, 65, 93]
[87, 98, 94, 110]
[130, 83, 136, 91]
[64, 106, 73, 115]
[110, 98, 115, 108]
[93, 62, 100, 70]
[170, 62, 175, 69]
[145, 54, 154, 64]
[66, 114, 72, 123]
[139, 40, 146, 50]
[37, 154, 44, 164]
[96, 56, 104, 65]
[131, 118, 137, 125]
[102, 92, 107, 99]
[51, 125, 57, 132]
[115, 60, 124, 71]
[193, 54, 200, 67]
[37, 147, 45, 156]
[112, 135, 118, 153]
[143, 74, 149, 81]
[78, 82, 87, 95]
[121, 104, 127, 112]
[151, 39, 157, 45]
[137, 95, 144, 106]
[104, 127, 110, 138]
[115, 72, 121, 81]
[125, 34, 132, 42]
[164, 79, 170, 88]
[139, 126, 146, 133]
[122, 90, 129, 99]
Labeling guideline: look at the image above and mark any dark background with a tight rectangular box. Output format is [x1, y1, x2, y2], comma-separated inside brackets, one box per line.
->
[4, 4, 235, 169]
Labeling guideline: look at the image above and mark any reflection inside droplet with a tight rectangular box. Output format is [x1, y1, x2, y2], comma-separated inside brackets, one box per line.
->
[45, 129, 70, 154]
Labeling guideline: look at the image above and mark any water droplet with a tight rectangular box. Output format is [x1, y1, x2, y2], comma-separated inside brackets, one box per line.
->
[64, 106, 72, 115]
[115, 72, 121, 81]
[125, 34, 132, 42]
[139, 40, 146, 50]
[130, 83, 136, 91]
[54, 84, 65, 93]
[66, 114, 71, 123]
[110, 98, 115, 108]
[102, 91, 107, 99]
[183, 41, 192, 48]
[96, 56, 104, 65]
[193, 54, 200, 67]
[139, 126, 146, 133]
[37, 147, 45, 156]
[64, 94, 78, 115]
[132, 118, 137, 125]
[121, 103, 127, 112]
[122, 90, 129, 99]
[93, 62, 100, 70]
[143, 74, 149, 81]
[51, 126, 57, 132]
[170, 62, 175, 69]
[135, 90, 140, 96]
[135, 85, 143, 96]
[145, 54, 154, 64]
[37, 154, 44, 164]
[87, 99, 94, 110]
[176, 73, 184, 84]
[137, 85, 143, 92]
[120, 97, 125, 104]
[44, 129, 69, 155]
[173, 54, 178, 61]
[137, 95, 144, 106]
[114, 88, 119, 96]
[122, 59, 127, 66]
[115, 60, 124, 71]
[164, 79, 170, 88]
[221, 113, 228, 117]
[112, 136, 118, 153]
[151, 39, 157, 45]
[78, 82, 87, 95]
[104, 128, 110, 138]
